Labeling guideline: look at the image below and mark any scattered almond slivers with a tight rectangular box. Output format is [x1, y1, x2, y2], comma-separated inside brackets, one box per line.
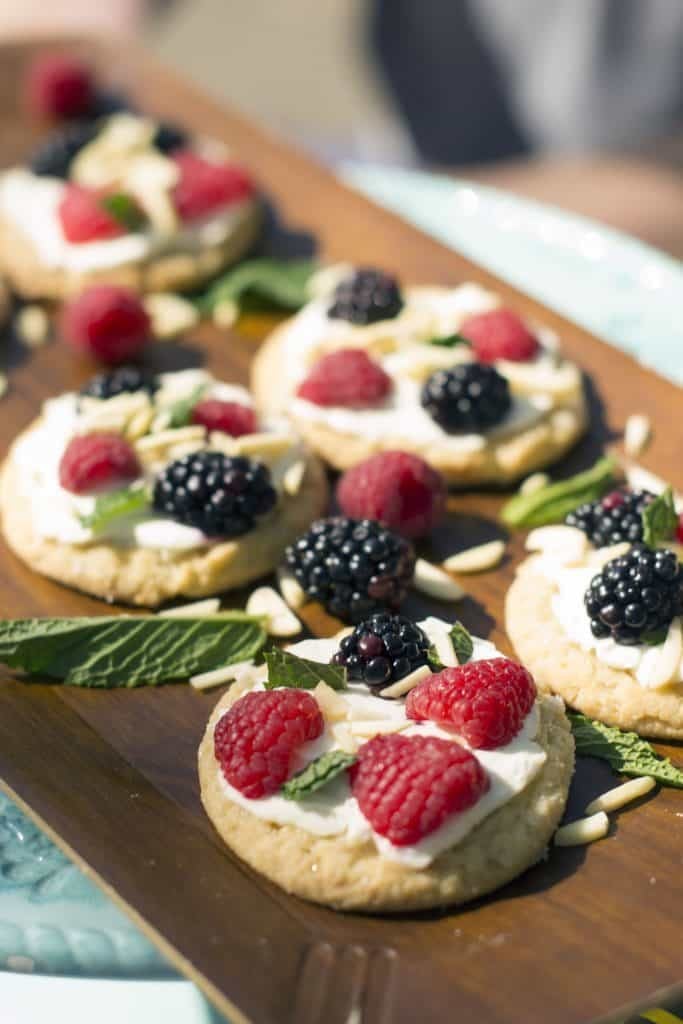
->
[525, 525, 588, 566]
[635, 617, 682, 690]
[245, 586, 302, 637]
[442, 540, 505, 575]
[623, 413, 652, 458]
[412, 558, 466, 601]
[554, 811, 609, 847]
[232, 433, 295, 460]
[519, 471, 550, 496]
[331, 721, 358, 754]
[213, 299, 239, 329]
[124, 405, 155, 442]
[379, 664, 432, 699]
[135, 425, 206, 452]
[277, 571, 306, 611]
[16, 305, 50, 347]
[585, 776, 656, 816]
[190, 659, 256, 692]
[144, 293, 199, 339]
[283, 460, 306, 497]
[350, 719, 412, 738]
[159, 598, 221, 618]
[313, 681, 349, 722]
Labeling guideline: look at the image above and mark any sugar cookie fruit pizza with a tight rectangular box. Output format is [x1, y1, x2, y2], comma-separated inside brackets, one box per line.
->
[0, 113, 261, 298]
[199, 615, 574, 912]
[252, 266, 587, 486]
[0, 367, 327, 605]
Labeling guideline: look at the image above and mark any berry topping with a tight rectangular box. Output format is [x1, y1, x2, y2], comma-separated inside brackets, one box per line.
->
[30, 121, 100, 178]
[285, 517, 416, 623]
[332, 613, 430, 688]
[59, 433, 141, 494]
[25, 54, 95, 120]
[214, 689, 323, 799]
[584, 544, 683, 645]
[421, 362, 511, 432]
[328, 268, 404, 325]
[296, 349, 392, 408]
[58, 185, 129, 243]
[172, 151, 254, 220]
[153, 451, 277, 537]
[565, 488, 655, 548]
[406, 658, 536, 749]
[191, 399, 257, 437]
[460, 309, 540, 363]
[61, 286, 151, 365]
[350, 733, 489, 845]
[79, 365, 159, 401]
[153, 121, 189, 154]
[336, 451, 447, 539]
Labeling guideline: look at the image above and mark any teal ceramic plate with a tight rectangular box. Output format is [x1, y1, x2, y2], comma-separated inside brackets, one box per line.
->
[2, 164, 682, 1023]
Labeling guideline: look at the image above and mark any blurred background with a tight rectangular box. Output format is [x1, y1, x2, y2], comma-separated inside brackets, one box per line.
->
[1, 0, 682, 250]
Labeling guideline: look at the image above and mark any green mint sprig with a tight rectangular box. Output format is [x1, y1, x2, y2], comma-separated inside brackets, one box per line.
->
[197, 259, 317, 316]
[100, 193, 146, 232]
[264, 648, 347, 691]
[428, 333, 471, 349]
[501, 456, 618, 528]
[79, 486, 149, 533]
[642, 487, 678, 549]
[569, 712, 683, 788]
[450, 621, 474, 664]
[167, 384, 207, 428]
[282, 750, 356, 800]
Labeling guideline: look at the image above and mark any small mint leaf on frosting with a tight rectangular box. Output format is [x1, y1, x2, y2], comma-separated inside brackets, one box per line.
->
[501, 456, 617, 528]
[642, 487, 678, 549]
[79, 485, 149, 533]
[197, 259, 317, 316]
[569, 712, 683, 788]
[428, 333, 471, 349]
[264, 648, 347, 691]
[282, 750, 356, 800]
[167, 384, 206, 428]
[100, 193, 146, 232]
[450, 621, 473, 665]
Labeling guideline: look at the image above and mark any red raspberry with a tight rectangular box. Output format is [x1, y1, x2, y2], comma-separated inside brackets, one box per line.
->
[214, 689, 323, 798]
[350, 733, 488, 845]
[172, 151, 254, 221]
[336, 451, 447, 539]
[406, 658, 536, 749]
[191, 399, 257, 437]
[59, 433, 141, 494]
[25, 53, 94, 119]
[58, 185, 128, 244]
[61, 285, 150, 365]
[460, 309, 540, 363]
[297, 349, 392, 408]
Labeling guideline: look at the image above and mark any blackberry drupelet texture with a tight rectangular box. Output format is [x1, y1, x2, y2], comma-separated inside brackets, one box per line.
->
[153, 452, 277, 537]
[285, 517, 416, 623]
[30, 121, 100, 178]
[79, 366, 159, 401]
[332, 613, 430, 688]
[328, 268, 404, 325]
[585, 544, 683, 645]
[421, 362, 511, 431]
[153, 121, 189, 154]
[566, 489, 655, 547]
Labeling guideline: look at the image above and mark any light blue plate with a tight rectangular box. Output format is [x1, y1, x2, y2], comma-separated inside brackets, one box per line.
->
[2, 163, 682, 1024]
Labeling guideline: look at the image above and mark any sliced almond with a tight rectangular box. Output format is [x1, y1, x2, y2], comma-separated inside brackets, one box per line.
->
[213, 299, 239, 328]
[232, 433, 295, 460]
[190, 659, 255, 691]
[144, 293, 199, 339]
[246, 586, 302, 637]
[442, 540, 505, 575]
[525, 525, 588, 565]
[16, 305, 50, 347]
[420, 616, 457, 667]
[554, 812, 609, 847]
[283, 460, 306, 497]
[636, 617, 682, 690]
[313, 680, 349, 722]
[585, 776, 655, 815]
[160, 598, 221, 618]
[350, 719, 412, 738]
[412, 558, 466, 601]
[519, 472, 549, 496]
[624, 414, 652, 458]
[331, 721, 358, 754]
[135, 425, 206, 452]
[379, 664, 432, 699]
[277, 571, 306, 611]
[124, 405, 155, 442]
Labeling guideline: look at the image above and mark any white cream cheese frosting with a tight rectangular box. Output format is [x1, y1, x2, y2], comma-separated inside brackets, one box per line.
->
[214, 620, 548, 868]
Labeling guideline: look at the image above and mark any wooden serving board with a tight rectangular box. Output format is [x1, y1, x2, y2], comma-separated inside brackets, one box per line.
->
[1, 39, 682, 1024]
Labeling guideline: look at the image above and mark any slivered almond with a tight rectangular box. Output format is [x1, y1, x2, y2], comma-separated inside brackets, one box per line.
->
[636, 617, 682, 689]
[0, 373, 8, 398]
[190, 659, 255, 691]
[331, 721, 358, 754]
[232, 433, 294, 460]
[313, 681, 349, 722]
[585, 776, 655, 815]
[283, 460, 306, 496]
[554, 812, 609, 847]
[379, 664, 432, 699]
[277, 571, 306, 611]
[624, 414, 652, 458]
[350, 719, 411, 737]
[16, 305, 49, 347]
[213, 299, 238, 328]
[519, 472, 549, 496]
[144, 292, 199, 339]
[442, 540, 505, 575]
[412, 559, 466, 601]
[124, 405, 155, 441]
[525, 525, 588, 565]
[246, 586, 302, 637]
[135, 425, 206, 451]
[159, 598, 220, 618]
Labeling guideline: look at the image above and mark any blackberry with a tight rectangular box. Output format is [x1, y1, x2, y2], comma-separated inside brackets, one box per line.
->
[30, 121, 100, 178]
[153, 452, 276, 537]
[566, 489, 656, 548]
[585, 544, 683, 645]
[153, 121, 189, 154]
[421, 362, 511, 431]
[79, 366, 159, 401]
[328, 268, 403, 325]
[285, 517, 415, 623]
[332, 613, 430, 688]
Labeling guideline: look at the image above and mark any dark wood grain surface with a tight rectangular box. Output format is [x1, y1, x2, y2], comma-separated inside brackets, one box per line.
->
[0, 38, 681, 1024]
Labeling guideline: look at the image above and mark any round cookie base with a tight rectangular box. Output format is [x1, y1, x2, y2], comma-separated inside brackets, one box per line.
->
[251, 324, 588, 487]
[0, 200, 262, 299]
[198, 691, 574, 913]
[506, 556, 683, 739]
[0, 433, 328, 607]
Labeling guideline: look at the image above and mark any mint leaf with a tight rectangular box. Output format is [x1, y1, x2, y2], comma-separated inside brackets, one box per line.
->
[264, 648, 347, 691]
[450, 621, 473, 664]
[642, 487, 678, 548]
[0, 614, 265, 688]
[79, 486, 149, 533]
[282, 750, 356, 800]
[198, 259, 317, 316]
[569, 712, 683, 788]
[100, 193, 145, 232]
[427, 644, 443, 670]
[167, 384, 206, 428]
[428, 333, 471, 349]
[501, 457, 617, 528]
